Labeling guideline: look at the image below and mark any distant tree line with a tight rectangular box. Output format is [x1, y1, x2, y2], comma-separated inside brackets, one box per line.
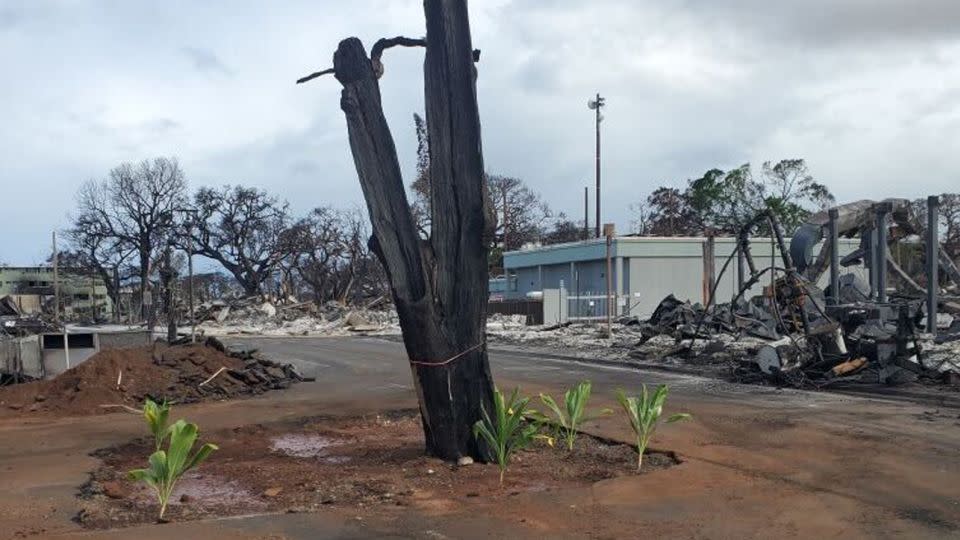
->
[60, 152, 960, 322]
[64, 157, 388, 322]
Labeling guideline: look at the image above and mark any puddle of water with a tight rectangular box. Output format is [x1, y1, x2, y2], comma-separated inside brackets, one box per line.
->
[270, 434, 346, 460]
[171, 474, 266, 508]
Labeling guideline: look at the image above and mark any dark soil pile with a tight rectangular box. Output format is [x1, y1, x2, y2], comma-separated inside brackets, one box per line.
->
[0, 340, 305, 417]
[77, 410, 680, 528]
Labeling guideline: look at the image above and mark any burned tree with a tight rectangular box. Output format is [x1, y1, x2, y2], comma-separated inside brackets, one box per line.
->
[70, 158, 187, 325]
[188, 185, 291, 296]
[298, 0, 494, 461]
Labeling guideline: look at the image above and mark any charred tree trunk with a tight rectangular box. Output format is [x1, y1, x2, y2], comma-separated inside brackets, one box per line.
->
[161, 245, 177, 342]
[313, 0, 494, 461]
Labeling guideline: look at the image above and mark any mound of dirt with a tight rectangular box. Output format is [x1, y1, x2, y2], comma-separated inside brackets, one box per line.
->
[0, 340, 305, 417]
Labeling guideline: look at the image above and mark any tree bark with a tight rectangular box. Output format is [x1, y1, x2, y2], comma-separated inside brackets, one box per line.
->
[323, 0, 494, 461]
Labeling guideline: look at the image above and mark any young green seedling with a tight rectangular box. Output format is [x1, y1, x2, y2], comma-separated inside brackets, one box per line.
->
[142, 398, 171, 451]
[473, 387, 538, 485]
[534, 380, 612, 451]
[128, 419, 218, 521]
[616, 384, 690, 471]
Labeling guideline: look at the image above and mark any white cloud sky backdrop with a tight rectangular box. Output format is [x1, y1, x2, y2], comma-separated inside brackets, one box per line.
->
[2, 0, 959, 263]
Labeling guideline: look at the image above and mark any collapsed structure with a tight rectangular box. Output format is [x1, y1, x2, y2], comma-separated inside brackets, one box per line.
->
[635, 197, 960, 386]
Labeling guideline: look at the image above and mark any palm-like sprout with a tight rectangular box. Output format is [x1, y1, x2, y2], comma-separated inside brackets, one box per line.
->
[535, 380, 612, 451]
[616, 384, 690, 471]
[473, 387, 538, 484]
[128, 419, 218, 520]
[143, 398, 171, 451]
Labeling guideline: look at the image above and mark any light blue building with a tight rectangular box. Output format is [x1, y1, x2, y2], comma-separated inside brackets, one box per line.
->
[499, 236, 865, 320]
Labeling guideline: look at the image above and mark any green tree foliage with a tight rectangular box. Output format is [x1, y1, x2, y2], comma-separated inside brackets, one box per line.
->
[638, 159, 834, 235]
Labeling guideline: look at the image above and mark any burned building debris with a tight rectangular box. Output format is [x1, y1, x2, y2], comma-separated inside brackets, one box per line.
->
[631, 198, 960, 388]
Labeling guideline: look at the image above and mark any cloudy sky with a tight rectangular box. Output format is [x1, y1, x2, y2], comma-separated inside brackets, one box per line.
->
[2, 0, 959, 264]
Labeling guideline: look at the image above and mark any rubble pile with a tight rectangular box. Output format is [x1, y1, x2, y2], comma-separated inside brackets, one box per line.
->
[0, 339, 309, 416]
[491, 201, 960, 391]
[192, 296, 400, 337]
[620, 203, 960, 388]
[0, 294, 58, 337]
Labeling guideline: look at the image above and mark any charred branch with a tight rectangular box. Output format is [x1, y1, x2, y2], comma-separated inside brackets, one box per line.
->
[297, 36, 479, 84]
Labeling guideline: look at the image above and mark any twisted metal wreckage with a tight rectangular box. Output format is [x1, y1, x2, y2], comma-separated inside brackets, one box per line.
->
[636, 197, 960, 387]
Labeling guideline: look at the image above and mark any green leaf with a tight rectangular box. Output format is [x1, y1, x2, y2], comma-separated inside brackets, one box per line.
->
[165, 420, 198, 481]
[185, 443, 219, 472]
[127, 468, 157, 488]
[666, 413, 692, 423]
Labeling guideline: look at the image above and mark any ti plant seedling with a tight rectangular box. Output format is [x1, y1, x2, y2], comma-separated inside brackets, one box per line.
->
[534, 380, 612, 451]
[616, 384, 691, 471]
[473, 387, 539, 485]
[128, 419, 218, 521]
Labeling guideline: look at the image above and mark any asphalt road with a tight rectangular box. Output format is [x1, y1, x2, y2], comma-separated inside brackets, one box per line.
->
[223, 336, 857, 410]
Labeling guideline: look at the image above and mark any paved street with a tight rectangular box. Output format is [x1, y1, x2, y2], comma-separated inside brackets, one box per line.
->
[223, 336, 854, 410]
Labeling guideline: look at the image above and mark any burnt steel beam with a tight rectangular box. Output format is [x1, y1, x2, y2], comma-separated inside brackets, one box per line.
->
[828, 208, 840, 305]
[927, 195, 939, 335]
[875, 202, 891, 303]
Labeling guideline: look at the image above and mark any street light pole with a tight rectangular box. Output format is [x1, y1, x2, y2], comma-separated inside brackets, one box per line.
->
[588, 93, 605, 239]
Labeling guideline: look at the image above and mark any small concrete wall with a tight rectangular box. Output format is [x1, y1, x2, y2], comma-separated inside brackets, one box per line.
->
[0, 335, 43, 379]
[42, 347, 97, 377]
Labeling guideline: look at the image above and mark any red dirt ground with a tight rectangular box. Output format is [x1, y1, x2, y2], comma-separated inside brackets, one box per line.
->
[0, 344, 294, 417]
[76, 409, 677, 529]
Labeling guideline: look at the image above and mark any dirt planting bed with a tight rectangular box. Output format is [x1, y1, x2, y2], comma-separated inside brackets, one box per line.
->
[0, 341, 305, 417]
[77, 410, 679, 529]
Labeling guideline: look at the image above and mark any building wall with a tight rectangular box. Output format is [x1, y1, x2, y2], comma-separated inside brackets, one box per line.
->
[0, 267, 113, 317]
[511, 260, 622, 299]
[503, 236, 865, 320]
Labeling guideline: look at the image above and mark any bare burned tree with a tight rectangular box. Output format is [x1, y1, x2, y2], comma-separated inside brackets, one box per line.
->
[70, 158, 187, 325]
[298, 0, 494, 461]
[286, 207, 350, 304]
[65, 207, 134, 318]
[188, 185, 291, 296]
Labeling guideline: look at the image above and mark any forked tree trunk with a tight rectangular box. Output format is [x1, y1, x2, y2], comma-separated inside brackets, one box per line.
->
[324, 0, 494, 461]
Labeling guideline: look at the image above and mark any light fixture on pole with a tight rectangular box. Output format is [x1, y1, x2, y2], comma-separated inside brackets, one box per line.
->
[587, 93, 605, 238]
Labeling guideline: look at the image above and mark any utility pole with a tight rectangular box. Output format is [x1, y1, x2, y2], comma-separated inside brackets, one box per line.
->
[588, 93, 605, 238]
[52, 231, 60, 325]
[113, 266, 120, 324]
[502, 186, 509, 252]
[583, 187, 589, 241]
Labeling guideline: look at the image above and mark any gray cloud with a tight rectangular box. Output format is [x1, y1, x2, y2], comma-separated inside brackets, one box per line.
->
[1, 1, 960, 263]
[0, 9, 19, 30]
[682, 0, 960, 48]
[181, 47, 233, 76]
